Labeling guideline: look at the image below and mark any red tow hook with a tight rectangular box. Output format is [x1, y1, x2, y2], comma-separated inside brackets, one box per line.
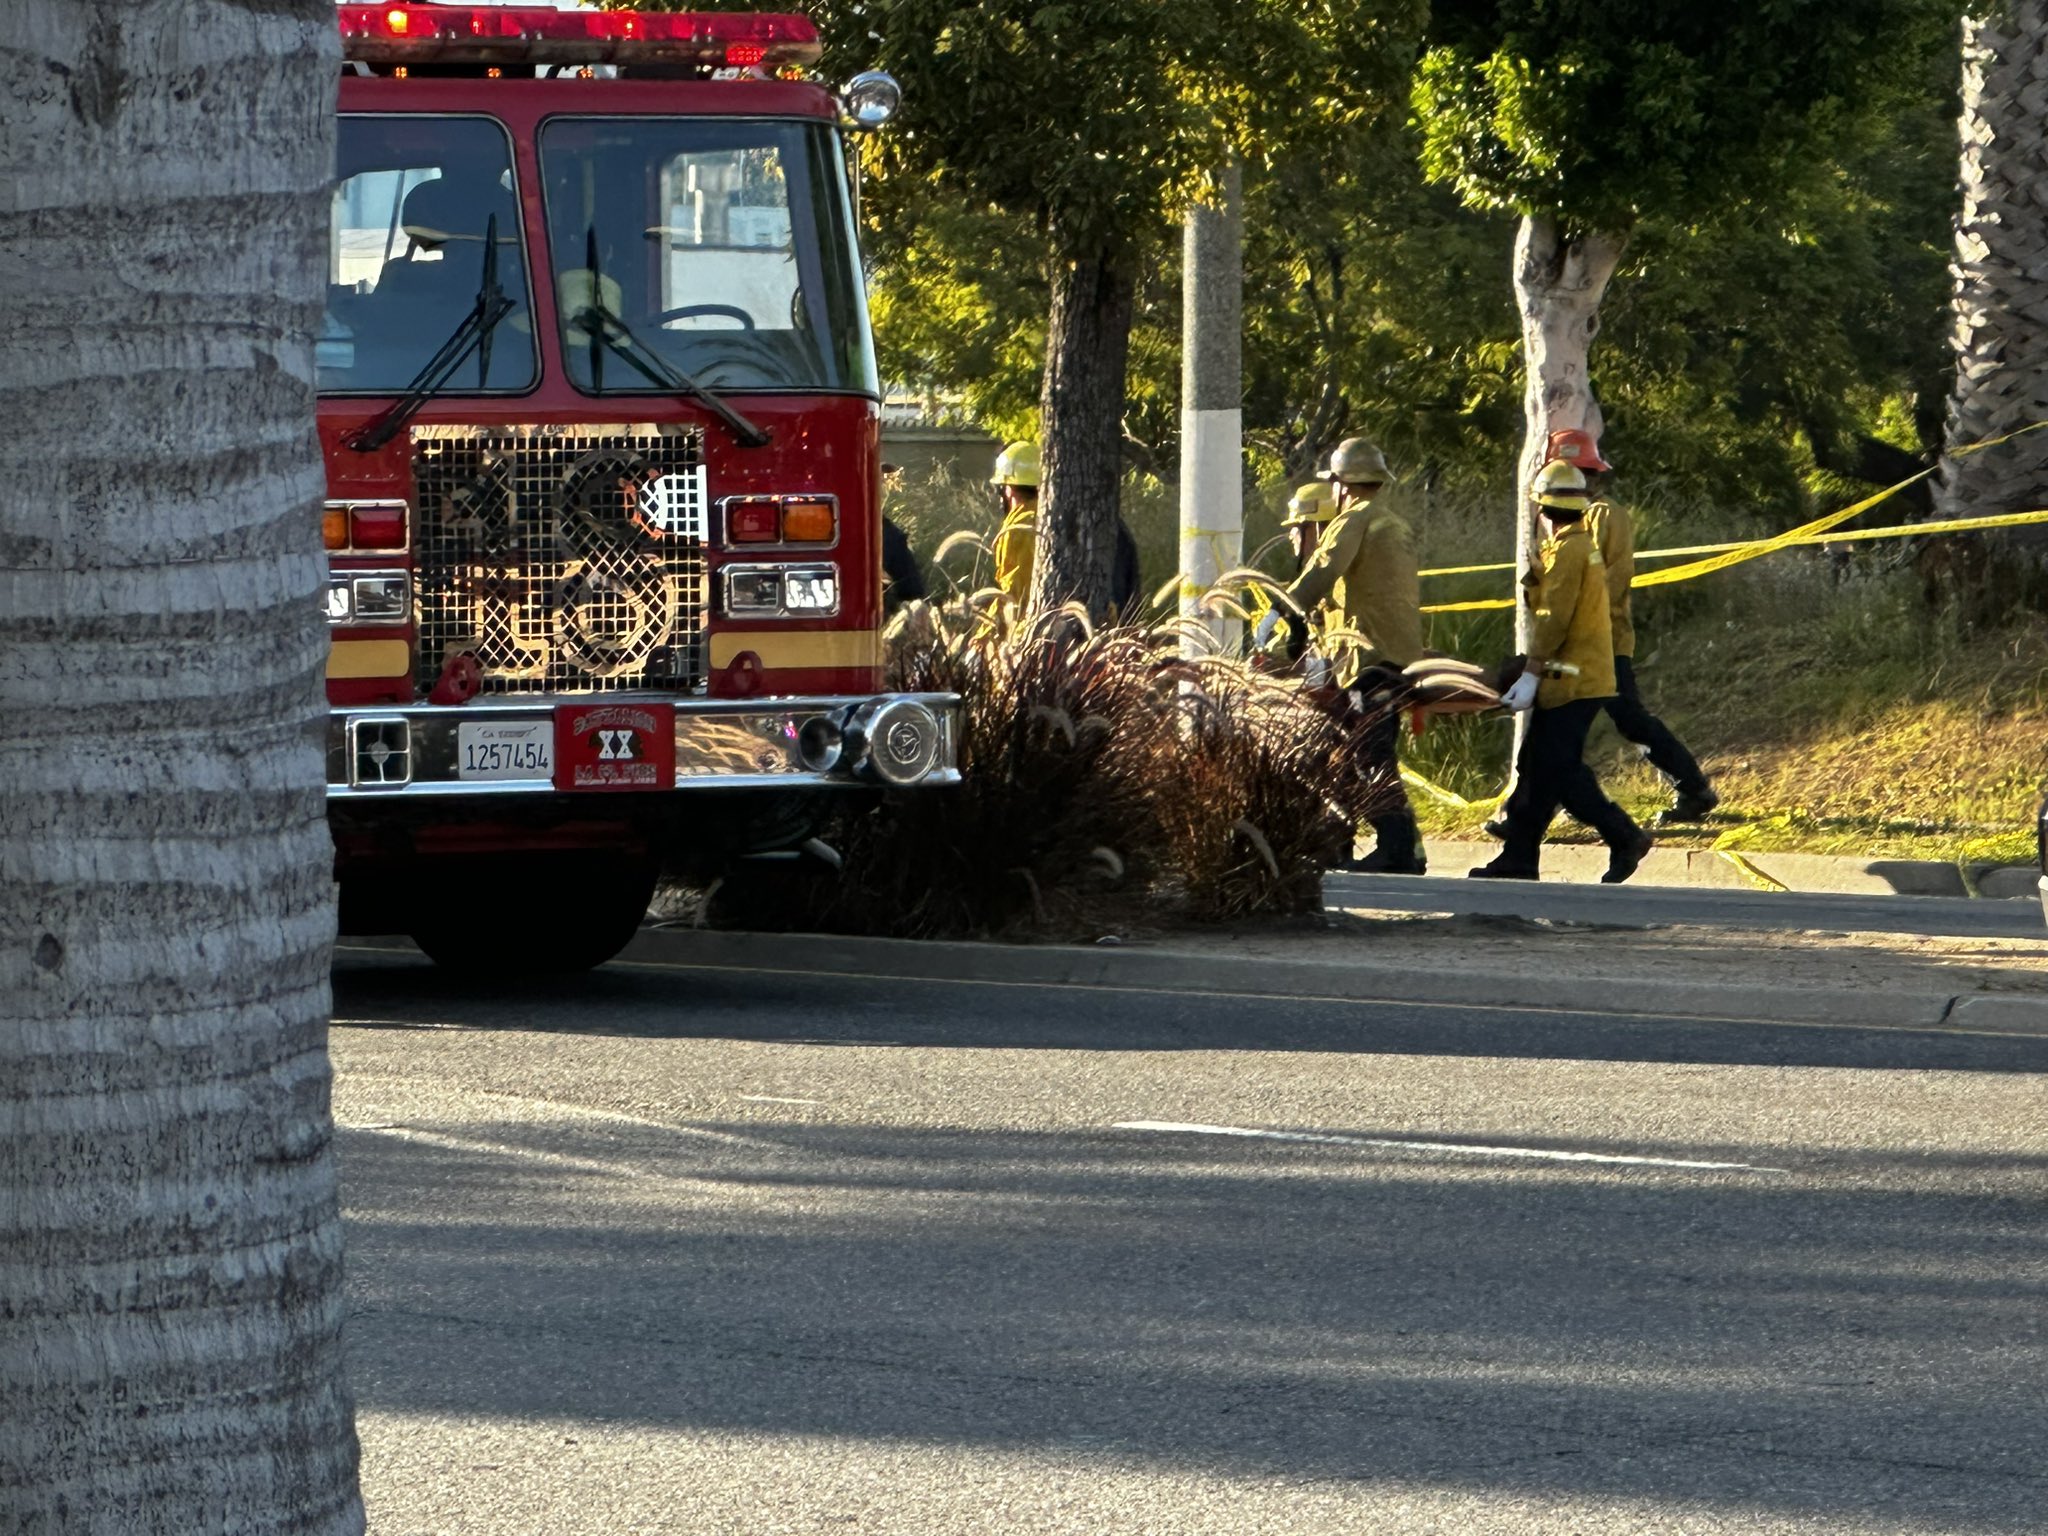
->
[428, 652, 482, 705]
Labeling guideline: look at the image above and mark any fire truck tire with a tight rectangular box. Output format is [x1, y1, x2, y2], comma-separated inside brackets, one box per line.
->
[406, 854, 659, 974]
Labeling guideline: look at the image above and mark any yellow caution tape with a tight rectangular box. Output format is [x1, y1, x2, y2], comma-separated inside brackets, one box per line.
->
[1630, 469, 1932, 589]
[1708, 824, 1792, 892]
[1399, 765, 1502, 810]
[1422, 596, 1516, 613]
[1633, 505, 2048, 562]
[1418, 420, 2048, 588]
[1417, 503, 2048, 612]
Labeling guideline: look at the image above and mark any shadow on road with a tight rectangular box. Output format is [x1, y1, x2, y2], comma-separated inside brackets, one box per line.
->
[334, 947, 2048, 1074]
[338, 1115, 2048, 1529]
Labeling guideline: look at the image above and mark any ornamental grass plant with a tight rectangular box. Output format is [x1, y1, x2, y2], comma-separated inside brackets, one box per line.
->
[728, 569, 1415, 939]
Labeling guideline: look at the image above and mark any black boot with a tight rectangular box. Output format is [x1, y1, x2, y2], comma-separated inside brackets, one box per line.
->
[1658, 785, 1720, 825]
[1351, 814, 1426, 875]
[1468, 854, 1539, 880]
[1603, 830, 1654, 884]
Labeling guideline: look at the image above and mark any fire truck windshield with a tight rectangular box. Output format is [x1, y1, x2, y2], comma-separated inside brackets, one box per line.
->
[323, 116, 537, 394]
[539, 117, 878, 397]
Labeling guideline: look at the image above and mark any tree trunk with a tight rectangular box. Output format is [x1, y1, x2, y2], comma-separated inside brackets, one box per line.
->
[1511, 216, 1627, 648]
[1934, 5, 2048, 615]
[0, 4, 361, 1532]
[1032, 236, 1136, 620]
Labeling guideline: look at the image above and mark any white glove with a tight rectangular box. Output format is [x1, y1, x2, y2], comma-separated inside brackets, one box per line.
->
[1252, 610, 1281, 650]
[1501, 673, 1539, 712]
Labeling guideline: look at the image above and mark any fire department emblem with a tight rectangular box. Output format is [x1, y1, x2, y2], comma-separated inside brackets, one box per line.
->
[553, 703, 676, 792]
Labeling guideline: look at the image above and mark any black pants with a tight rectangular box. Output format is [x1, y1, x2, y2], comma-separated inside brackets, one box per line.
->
[1606, 656, 1707, 795]
[1500, 697, 1640, 868]
[1345, 668, 1420, 859]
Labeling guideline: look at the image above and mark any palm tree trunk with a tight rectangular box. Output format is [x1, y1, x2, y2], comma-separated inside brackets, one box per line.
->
[0, 3, 360, 1531]
[1033, 234, 1136, 620]
[1935, 4, 2048, 613]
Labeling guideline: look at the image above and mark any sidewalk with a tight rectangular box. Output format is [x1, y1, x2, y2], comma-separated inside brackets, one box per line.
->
[631, 910, 2048, 1036]
[1422, 837, 2040, 898]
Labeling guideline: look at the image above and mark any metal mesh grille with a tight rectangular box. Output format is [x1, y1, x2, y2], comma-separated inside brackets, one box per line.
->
[411, 424, 707, 694]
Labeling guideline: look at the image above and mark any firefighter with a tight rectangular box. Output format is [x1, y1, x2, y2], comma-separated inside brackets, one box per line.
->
[1268, 480, 1338, 684]
[989, 440, 1040, 605]
[1471, 461, 1653, 883]
[1283, 480, 1337, 575]
[1254, 437, 1427, 874]
[989, 439, 1143, 619]
[1550, 427, 1719, 824]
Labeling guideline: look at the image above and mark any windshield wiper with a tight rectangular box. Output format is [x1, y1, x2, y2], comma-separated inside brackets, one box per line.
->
[570, 225, 773, 450]
[347, 213, 517, 453]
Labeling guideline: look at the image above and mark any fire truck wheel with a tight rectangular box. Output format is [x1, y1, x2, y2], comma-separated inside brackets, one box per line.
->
[406, 854, 659, 974]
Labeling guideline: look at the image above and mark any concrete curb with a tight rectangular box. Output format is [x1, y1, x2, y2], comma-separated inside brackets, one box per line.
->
[1421, 840, 2038, 898]
[624, 926, 2048, 1037]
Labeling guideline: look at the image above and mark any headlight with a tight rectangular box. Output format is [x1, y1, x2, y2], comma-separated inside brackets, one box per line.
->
[723, 563, 839, 619]
[841, 71, 902, 131]
[783, 569, 838, 612]
[326, 571, 411, 626]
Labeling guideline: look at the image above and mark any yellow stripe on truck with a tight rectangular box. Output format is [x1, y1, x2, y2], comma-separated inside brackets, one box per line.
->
[326, 638, 411, 679]
[709, 631, 880, 670]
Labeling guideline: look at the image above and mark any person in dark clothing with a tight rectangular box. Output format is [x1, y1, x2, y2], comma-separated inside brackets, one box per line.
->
[1110, 518, 1142, 621]
[880, 516, 926, 617]
[1550, 428, 1719, 824]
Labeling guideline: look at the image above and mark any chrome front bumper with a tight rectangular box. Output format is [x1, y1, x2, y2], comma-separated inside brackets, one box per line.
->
[327, 693, 959, 800]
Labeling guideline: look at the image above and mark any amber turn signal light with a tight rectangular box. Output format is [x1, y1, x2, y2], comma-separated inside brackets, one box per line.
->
[781, 499, 836, 544]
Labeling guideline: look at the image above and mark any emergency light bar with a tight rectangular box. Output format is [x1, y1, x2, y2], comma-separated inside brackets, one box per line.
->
[336, 6, 822, 69]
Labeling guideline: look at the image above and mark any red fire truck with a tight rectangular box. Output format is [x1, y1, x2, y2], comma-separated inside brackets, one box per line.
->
[323, 5, 955, 970]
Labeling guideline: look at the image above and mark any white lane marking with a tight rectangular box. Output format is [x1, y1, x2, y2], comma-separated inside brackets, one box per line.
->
[740, 1095, 824, 1106]
[339, 1073, 781, 1149]
[1115, 1121, 1787, 1173]
[333, 1016, 476, 1031]
[342, 1123, 647, 1179]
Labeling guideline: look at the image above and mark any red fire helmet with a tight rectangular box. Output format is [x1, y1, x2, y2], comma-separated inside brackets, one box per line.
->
[1545, 428, 1611, 473]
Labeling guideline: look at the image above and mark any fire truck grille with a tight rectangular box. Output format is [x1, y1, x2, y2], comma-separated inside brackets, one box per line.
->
[409, 424, 708, 695]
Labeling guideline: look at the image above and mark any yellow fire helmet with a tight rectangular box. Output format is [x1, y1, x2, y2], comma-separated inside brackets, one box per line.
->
[1532, 458, 1590, 511]
[990, 440, 1041, 489]
[1283, 481, 1337, 527]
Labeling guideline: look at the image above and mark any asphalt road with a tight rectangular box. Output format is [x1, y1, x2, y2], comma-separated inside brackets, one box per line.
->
[1326, 870, 2048, 940]
[332, 945, 2048, 1535]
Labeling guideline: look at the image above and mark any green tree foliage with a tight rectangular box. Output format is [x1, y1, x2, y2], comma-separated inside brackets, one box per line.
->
[806, 0, 1427, 615]
[1413, 1, 1960, 235]
[876, 80, 1955, 531]
[1411, 0, 1965, 564]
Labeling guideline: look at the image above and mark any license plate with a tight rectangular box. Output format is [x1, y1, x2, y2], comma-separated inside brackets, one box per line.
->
[456, 720, 553, 781]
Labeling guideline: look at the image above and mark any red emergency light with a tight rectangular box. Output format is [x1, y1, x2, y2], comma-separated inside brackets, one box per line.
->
[336, 6, 822, 70]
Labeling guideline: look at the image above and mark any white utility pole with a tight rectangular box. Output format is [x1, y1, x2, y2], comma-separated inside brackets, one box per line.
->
[1177, 163, 1243, 657]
